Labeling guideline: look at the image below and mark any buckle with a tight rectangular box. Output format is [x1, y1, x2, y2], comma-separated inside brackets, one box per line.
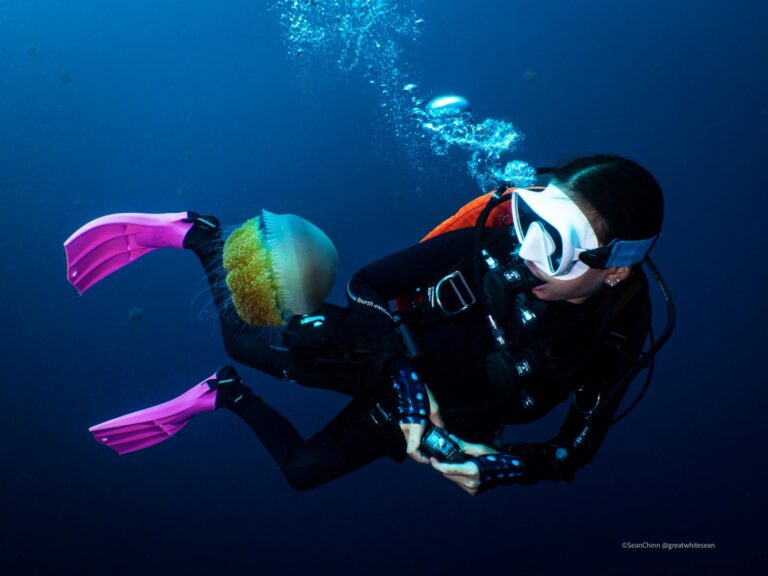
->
[429, 270, 476, 316]
[369, 402, 393, 427]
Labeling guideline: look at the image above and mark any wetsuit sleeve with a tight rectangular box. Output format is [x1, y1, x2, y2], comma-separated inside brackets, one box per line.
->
[346, 228, 477, 337]
[346, 229, 480, 424]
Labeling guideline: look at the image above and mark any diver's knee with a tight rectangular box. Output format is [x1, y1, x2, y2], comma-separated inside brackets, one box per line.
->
[222, 336, 284, 378]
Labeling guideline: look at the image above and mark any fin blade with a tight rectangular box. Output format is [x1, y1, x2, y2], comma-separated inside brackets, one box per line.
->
[89, 379, 218, 455]
[64, 212, 192, 293]
[91, 423, 189, 455]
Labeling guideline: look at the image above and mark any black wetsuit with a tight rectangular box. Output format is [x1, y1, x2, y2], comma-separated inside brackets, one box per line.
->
[186, 221, 650, 492]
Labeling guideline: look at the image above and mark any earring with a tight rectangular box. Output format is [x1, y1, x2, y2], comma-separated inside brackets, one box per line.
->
[607, 279, 620, 287]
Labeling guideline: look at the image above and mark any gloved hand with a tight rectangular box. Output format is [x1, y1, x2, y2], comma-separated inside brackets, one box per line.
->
[429, 439, 523, 496]
[390, 357, 444, 464]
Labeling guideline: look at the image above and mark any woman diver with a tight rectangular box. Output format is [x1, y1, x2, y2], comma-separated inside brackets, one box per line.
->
[66, 154, 674, 496]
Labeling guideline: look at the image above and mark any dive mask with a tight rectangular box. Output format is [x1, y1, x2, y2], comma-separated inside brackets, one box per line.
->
[513, 184, 598, 280]
[512, 184, 658, 280]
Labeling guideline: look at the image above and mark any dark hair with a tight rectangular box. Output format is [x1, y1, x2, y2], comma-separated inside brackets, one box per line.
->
[550, 154, 664, 244]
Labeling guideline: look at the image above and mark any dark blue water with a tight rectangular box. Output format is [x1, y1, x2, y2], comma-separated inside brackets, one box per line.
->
[1, 1, 766, 574]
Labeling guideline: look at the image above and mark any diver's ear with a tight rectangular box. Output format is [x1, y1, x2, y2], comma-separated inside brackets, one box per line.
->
[605, 266, 631, 284]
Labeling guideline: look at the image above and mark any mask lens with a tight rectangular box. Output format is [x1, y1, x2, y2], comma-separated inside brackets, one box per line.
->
[516, 195, 564, 274]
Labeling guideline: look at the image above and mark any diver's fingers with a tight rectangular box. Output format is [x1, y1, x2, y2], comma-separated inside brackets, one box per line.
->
[400, 423, 429, 464]
[461, 441, 498, 457]
[430, 458, 480, 479]
[425, 385, 444, 428]
[431, 460, 481, 496]
[444, 473, 480, 493]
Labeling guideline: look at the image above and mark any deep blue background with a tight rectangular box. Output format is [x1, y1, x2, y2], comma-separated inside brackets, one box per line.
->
[1, 1, 766, 574]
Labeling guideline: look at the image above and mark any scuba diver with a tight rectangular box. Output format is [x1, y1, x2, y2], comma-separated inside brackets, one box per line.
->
[65, 154, 674, 496]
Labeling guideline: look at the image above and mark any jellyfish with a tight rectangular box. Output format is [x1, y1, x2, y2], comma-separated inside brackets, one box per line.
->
[222, 211, 339, 326]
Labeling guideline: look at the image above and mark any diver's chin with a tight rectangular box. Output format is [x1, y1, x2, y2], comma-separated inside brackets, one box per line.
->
[530, 283, 551, 300]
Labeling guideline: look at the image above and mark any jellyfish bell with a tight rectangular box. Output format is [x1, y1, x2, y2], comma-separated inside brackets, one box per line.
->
[425, 95, 472, 121]
[222, 210, 339, 326]
[262, 210, 338, 317]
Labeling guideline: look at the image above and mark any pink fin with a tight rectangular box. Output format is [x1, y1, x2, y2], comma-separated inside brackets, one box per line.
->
[89, 377, 218, 455]
[64, 212, 193, 294]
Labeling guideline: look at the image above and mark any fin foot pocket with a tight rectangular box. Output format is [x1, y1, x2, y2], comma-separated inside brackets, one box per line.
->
[182, 212, 222, 255]
[209, 365, 257, 412]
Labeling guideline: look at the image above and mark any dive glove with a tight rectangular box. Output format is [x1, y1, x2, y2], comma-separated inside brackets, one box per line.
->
[472, 453, 525, 491]
[390, 357, 429, 425]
